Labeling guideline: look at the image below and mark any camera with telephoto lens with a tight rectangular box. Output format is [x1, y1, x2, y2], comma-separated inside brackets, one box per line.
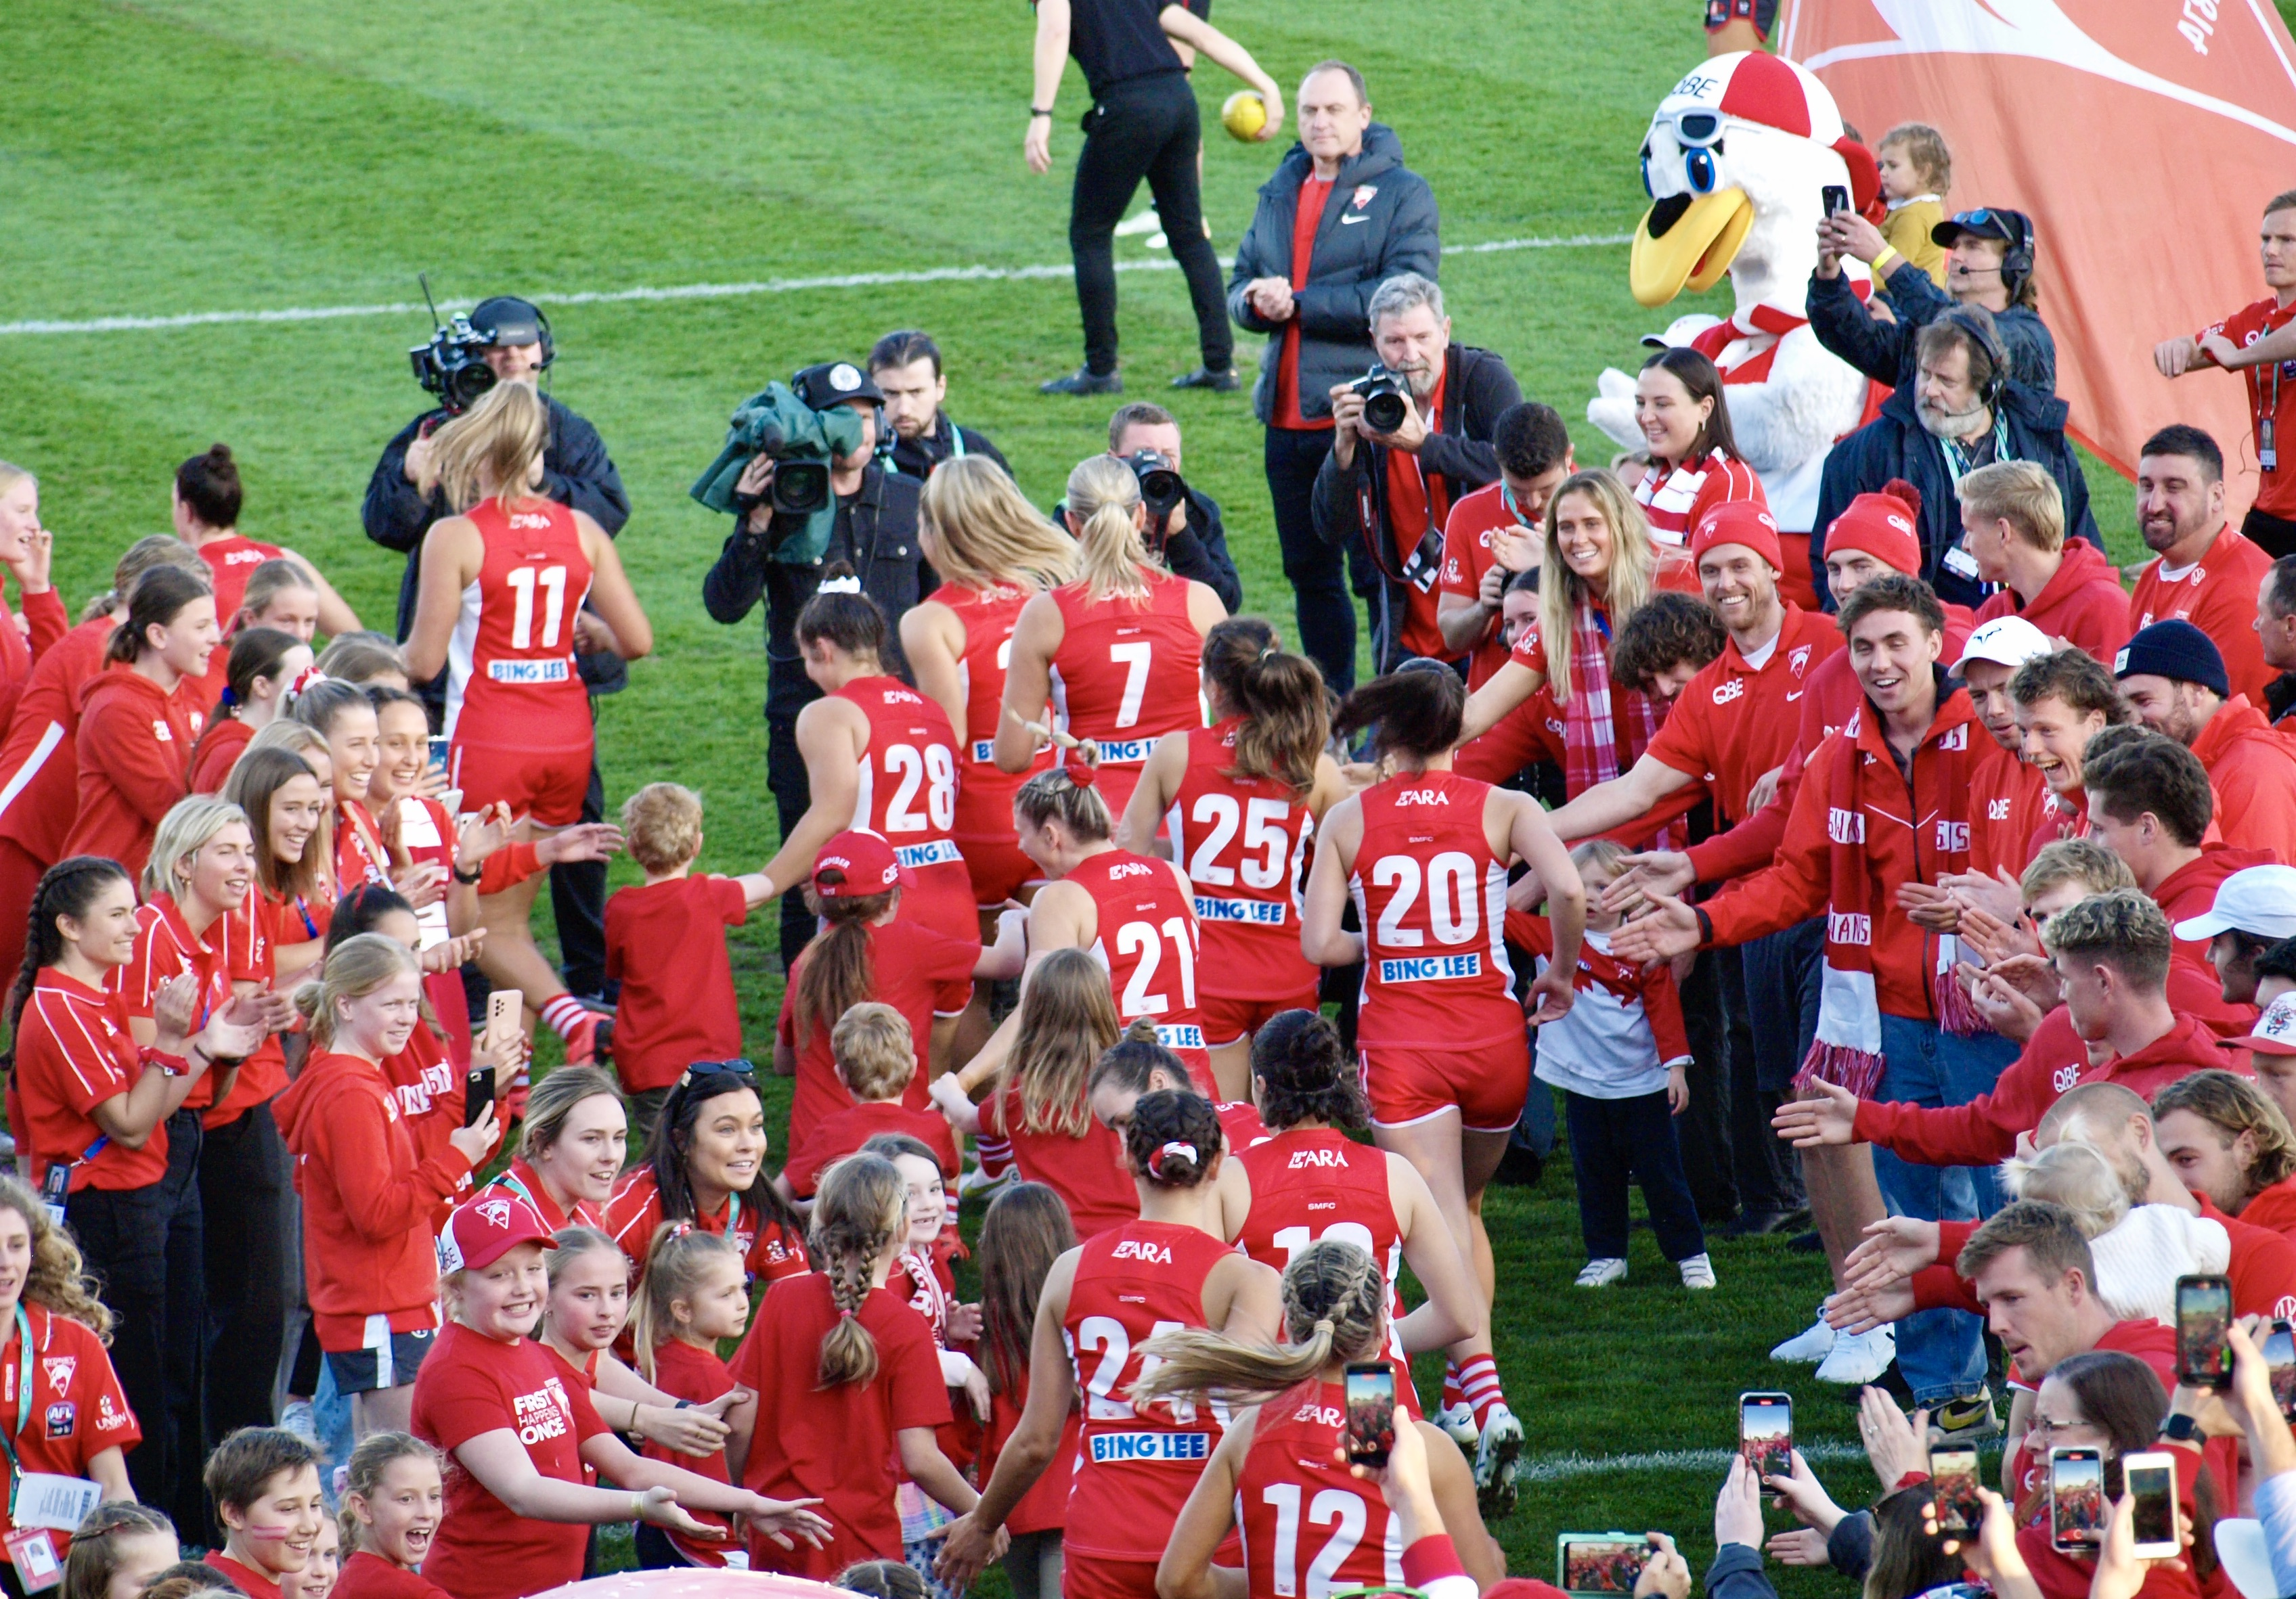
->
[1122, 449, 1187, 528]
[1348, 364, 1413, 434]
[748, 389, 868, 520]
[408, 315, 500, 416]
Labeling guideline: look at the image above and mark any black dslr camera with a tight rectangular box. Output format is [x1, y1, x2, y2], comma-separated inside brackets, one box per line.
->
[1347, 365, 1413, 434]
[409, 314, 499, 416]
[1122, 449, 1188, 532]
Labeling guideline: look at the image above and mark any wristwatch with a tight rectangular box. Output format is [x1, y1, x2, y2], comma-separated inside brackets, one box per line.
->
[451, 860, 483, 885]
[2161, 1410, 2200, 1441]
[1029, 107, 1053, 118]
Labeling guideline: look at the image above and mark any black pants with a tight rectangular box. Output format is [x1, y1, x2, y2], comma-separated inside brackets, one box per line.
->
[1264, 426, 1355, 694]
[552, 755, 610, 997]
[1675, 949, 1738, 1220]
[767, 710, 815, 970]
[1719, 940, 1802, 1214]
[1070, 74, 1232, 377]
[1564, 1087, 1707, 1263]
[201, 1100, 290, 1441]
[2247, 505, 2296, 560]
[69, 1108, 205, 1535]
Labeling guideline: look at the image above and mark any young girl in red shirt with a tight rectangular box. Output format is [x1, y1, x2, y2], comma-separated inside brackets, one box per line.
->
[973, 1181, 1079, 1599]
[187, 627, 311, 796]
[728, 1153, 973, 1579]
[63, 566, 217, 880]
[537, 1227, 741, 1465]
[333, 1431, 449, 1599]
[606, 1066, 810, 1291]
[56, 1502, 178, 1599]
[631, 1227, 753, 1570]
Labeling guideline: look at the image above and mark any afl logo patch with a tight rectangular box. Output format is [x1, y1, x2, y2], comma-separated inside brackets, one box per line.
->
[43, 1402, 72, 1439]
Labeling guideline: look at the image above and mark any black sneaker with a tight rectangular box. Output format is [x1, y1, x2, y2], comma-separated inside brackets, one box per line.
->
[1040, 367, 1122, 396]
[1170, 366, 1241, 392]
[1493, 1144, 1545, 1187]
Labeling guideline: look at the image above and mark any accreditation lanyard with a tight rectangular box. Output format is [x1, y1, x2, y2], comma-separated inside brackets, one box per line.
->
[0, 1304, 37, 1516]
[1939, 413, 2012, 496]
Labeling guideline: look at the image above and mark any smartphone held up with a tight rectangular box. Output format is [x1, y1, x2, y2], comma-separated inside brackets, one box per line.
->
[1738, 1392, 1791, 1481]
[1559, 1536, 1654, 1596]
[2175, 1274, 2234, 1388]
[1344, 1363, 1396, 1470]
[2050, 1447, 2104, 1554]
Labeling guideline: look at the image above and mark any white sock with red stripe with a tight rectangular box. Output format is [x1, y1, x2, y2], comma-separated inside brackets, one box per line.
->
[1459, 1355, 1507, 1431]
[975, 1135, 1015, 1177]
[539, 994, 590, 1045]
[1441, 1363, 1465, 1414]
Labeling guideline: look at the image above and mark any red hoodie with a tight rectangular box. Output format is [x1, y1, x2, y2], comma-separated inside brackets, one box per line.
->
[0, 588, 68, 746]
[61, 667, 203, 880]
[1853, 1010, 2240, 1168]
[1972, 539, 2132, 665]
[2188, 696, 2296, 863]
[275, 1048, 473, 1351]
[2239, 1175, 2296, 1238]
[2155, 847, 2276, 997]
[0, 615, 113, 864]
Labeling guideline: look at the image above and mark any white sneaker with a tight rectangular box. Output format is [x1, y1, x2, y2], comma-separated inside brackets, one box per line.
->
[1771, 1312, 1837, 1364]
[958, 1163, 1014, 1198]
[1574, 1257, 1628, 1288]
[1435, 1401, 1478, 1449]
[1679, 1253, 1717, 1290]
[1813, 1323, 1897, 1385]
[1145, 231, 1170, 250]
[281, 1399, 318, 1445]
[1114, 209, 1162, 238]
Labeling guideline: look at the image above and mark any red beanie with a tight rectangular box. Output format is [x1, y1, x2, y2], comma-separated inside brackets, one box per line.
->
[1823, 478, 1923, 575]
[1690, 501, 1783, 575]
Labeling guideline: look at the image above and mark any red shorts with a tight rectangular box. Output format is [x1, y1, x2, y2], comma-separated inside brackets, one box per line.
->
[956, 831, 1041, 907]
[1359, 1037, 1530, 1134]
[899, 858, 986, 949]
[1197, 987, 1321, 1048]
[450, 740, 590, 828]
[1063, 1553, 1160, 1599]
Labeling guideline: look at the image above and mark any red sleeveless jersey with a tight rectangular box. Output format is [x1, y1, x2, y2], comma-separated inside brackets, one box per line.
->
[1237, 1379, 1407, 1598]
[1164, 719, 1319, 1001]
[938, 585, 1052, 836]
[197, 535, 286, 622]
[1067, 849, 1210, 1084]
[1065, 1219, 1235, 1561]
[445, 497, 594, 752]
[1048, 566, 1204, 811]
[1350, 772, 1520, 1050]
[1235, 1127, 1411, 1373]
[833, 675, 977, 947]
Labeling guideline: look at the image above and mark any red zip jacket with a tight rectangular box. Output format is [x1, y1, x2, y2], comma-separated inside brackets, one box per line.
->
[1702, 683, 2014, 1018]
[2188, 696, 2296, 863]
[2238, 1176, 2296, 1238]
[0, 588, 67, 745]
[0, 616, 112, 863]
[62, 667, 202, 879]
[275, 1048, 472, 1350]
[1972, 539, 2132, 665]
[1853, 1009, 2239, 1168]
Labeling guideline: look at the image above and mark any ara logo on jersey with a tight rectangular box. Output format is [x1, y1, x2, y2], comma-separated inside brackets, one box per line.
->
[1292, 1400, 1346, 1428]
[1111, 1239, 1175, 1265]
[1287, 1148, 1349, 1169]
[1109, 861, 1157, 880]
[1396, 788, 1451, 805]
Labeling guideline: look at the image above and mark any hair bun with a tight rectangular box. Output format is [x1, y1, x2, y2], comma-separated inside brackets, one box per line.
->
[206, 443, 234, 464]
[1121, 1018, 1160, 1046]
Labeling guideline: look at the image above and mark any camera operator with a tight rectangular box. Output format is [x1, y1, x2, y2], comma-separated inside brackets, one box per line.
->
[701, 360, 933, 968]
[361, 293, 630, 1001]
[1311, 272, 1520, 674]
[868, 329, 1011, 480]
[1107, 402, 1242, 610]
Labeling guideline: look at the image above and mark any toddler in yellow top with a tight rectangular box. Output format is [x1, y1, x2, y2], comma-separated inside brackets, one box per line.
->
[1876, 122, 1952, 286]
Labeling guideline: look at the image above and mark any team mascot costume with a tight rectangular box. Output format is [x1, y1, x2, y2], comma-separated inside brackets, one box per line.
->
[1588, 51, 1878, 607]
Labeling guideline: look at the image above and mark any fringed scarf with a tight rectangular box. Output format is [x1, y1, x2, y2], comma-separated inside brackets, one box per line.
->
[1561, 601, 1664, 801]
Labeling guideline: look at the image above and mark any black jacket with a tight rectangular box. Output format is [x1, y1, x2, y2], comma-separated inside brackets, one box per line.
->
[1807, 268, 2058, 394]
[701, 464, 936, 719]
[363, 395, 630, 641]
[1227, 125, 1440, 426]
[1809, 377, 2102, 610]
[886, 413, 1009, 482]
[1310, 342, 1520, 669]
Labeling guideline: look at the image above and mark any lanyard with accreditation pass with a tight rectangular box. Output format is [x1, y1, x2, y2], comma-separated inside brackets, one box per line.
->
[0, 1303, 102, 1591]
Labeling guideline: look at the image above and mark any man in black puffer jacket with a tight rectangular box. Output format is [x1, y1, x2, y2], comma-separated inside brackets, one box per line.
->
[1229, 60, 1438, 694]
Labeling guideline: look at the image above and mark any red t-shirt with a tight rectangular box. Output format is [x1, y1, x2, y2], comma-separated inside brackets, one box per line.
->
[730, 1274, 950, 1578]
[112, 896, 231, 1112]
[1643, 606, 1842, 827]
[0, 1305, 140, 1568]
[206, 1556, 283, 1599]
[1382, 371, 1451, 661]
[639, 1337, 739, 1567]
[10, 970, 169, 1190]
[1271, 176, 1336, 432]
[785, 1102, 960, 1199]
[2129, 526, 2277, 704]
[604, 875, 750, 1094]
[604, 1170, 810, 1289]
[979, 1087, 1138, 1240]
[332, 1551, 451, 1599]
[2198, 295, 2296, 518]
[412, 1322, 610, 1599]
[1436, 482, 1527, 688]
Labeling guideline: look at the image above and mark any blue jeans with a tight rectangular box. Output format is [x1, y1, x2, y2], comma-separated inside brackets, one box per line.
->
[1874, 1014, 2021, 1405]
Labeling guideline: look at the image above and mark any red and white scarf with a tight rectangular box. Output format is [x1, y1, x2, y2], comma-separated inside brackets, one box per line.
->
[1561, 602, 1663, 802]
[1793, 697, 1986, 1097]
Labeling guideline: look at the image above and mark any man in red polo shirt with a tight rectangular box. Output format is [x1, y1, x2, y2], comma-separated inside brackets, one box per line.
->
[1436, 403, 1572, 685]
[2116, 620, 2296, 863]
[2152, 1070, 2296, 1236]
[2127, 426, 2275, 703]
[1965, 461, 2131, 663]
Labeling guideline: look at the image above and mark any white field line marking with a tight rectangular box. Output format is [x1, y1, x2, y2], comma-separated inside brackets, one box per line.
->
[0, 233, 1633, 338]
[1517, 1441, 1872, 1483]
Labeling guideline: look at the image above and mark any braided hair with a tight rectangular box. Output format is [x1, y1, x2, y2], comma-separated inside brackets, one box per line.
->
[4, 857, 133, 1063]
[1130, 1238, 1386, 1406]
[811, 1153, 906, 1387]
[1250, 1010, 1368, 1131]
[60, 1503, 177, 1599]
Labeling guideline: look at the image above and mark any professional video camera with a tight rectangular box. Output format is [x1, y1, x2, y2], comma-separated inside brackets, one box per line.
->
[1346, 364, 1413, 435]
[1122, 449, 1187, 528]
[690, 382, 868, 562]
[409, 314, 498, 416]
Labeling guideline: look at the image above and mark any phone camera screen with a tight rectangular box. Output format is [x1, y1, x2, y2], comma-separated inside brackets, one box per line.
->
[2052, 1451, 2104, 1548]
[2178, 1278, 2234, 1384]
[1740, 1397, 1790, 1480]
[1563, 1541, 1648, 1594]
[1343, 1367, 1395, 1468]
[2128, 1464, 2174, 1548]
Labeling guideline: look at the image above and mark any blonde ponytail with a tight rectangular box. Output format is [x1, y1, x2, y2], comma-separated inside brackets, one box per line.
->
[420, 382, 548, 514]
[1130, 1238, 1386, 1407]
[1065, 455, 1153, 605]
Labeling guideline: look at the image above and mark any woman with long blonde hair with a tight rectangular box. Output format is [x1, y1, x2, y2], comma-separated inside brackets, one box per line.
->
[903, 457, 1077, 913]
[993, 456, 1225, 817]
[1456, 470, 1697, 796]
[402, 381, 652, 1071]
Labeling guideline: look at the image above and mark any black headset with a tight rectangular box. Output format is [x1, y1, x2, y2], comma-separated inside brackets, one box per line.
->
[469, 296, 554, 369]
[1994, 210, 2035, 300]
[1935, 305, 2008, 409]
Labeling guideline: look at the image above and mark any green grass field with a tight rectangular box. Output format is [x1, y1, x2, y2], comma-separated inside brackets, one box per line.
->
[0, 0, 2122, 1585]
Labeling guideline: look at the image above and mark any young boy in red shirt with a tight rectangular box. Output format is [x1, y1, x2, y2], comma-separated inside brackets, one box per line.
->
[203, 1428, 328, 1599]
[776, 1003, 960, 1206]
[604, 783, 773, 1146]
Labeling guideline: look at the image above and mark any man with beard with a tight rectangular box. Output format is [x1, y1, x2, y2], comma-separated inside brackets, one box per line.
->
[1813, 307, 2100, 610]
[2115, 620, 2296, 862]
[2123, 426, 2274, 702]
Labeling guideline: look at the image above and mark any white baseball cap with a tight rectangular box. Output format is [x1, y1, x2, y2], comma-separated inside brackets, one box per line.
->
[1953, 615, 2054, 674]
[2233, 991, 2296, 1057]
[2171, 865, 2296, 943]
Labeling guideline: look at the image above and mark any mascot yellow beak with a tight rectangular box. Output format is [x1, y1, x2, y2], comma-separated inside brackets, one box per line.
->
[1629, 188, 1754, 307]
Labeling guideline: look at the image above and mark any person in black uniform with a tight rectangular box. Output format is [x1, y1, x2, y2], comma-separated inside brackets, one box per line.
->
[361, 294, 630, 1003]
[868, 330, 1011, 480]
[701, 360, 935, 968]
[1025, 0, 1282, 396]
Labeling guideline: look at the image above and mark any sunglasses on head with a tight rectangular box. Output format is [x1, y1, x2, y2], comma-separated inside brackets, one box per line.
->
[679, 1060, 758, 1089]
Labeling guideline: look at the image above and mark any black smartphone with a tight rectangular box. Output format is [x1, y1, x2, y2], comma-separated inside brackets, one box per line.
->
[463, 1065, 495, 1128]
[2267, 1320, 2296, 1421]
[1343, 1363, 1396, 1469]
[2175, 1274, 2234, 1387]
[1738, 1391, 1791, 1481]
[1558, 1536, 1649, 1596]
[2050, 1447, 2104, 1553]
[1930, 1443, 1981, 1534]
[1822, 183, 1852, 217]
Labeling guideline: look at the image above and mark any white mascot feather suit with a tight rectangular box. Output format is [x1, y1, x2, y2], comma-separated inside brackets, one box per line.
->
[1588, 51, 1878, 606]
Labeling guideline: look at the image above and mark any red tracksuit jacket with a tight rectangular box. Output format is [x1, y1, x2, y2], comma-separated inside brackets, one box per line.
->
[61, 667, 202, 879]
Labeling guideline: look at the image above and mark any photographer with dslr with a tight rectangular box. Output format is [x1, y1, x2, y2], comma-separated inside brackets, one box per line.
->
[868, 329, 1009, 481]
[699, 360, 932, 968]
[1312, 273, 1519, 674]
[1108, 402, 1242, 610]
[362, 292, 630, 1003]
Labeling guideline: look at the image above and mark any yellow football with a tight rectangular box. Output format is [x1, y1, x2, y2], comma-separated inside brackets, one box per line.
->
[1220, 89, 1267, 142]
